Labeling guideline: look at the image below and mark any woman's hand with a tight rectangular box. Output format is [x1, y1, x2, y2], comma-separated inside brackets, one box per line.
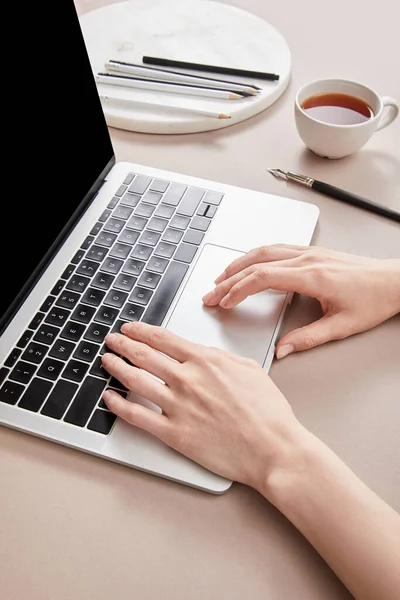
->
[202, 244, 400, 358]
[101, 321, 307, 491]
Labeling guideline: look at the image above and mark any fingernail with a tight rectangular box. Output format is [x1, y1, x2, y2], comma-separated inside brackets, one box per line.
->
[276, 344, 294, 359]
[219, 295, 229, 308]
[202, 290, 214, 303]
[105, 333, 117, 344]
[102, 390, 112, 403]
[214, 271, 226, 284]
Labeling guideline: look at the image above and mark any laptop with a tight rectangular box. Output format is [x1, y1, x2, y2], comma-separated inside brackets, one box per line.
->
[0, 1, 319, 494]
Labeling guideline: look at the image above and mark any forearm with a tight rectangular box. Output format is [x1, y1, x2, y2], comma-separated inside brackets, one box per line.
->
[259, 429, 400, 599]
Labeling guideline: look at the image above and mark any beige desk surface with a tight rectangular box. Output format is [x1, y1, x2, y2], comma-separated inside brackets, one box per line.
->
[1, 1, 399, 599]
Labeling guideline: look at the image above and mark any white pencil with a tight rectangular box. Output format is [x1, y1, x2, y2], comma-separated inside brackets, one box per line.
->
[105, 60, 259, 95]
[99, 94, 231, 119]
[95, 73, 244, 100]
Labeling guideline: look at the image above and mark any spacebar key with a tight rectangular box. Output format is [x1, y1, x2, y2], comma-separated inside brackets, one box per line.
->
[142, 261, 188, 326]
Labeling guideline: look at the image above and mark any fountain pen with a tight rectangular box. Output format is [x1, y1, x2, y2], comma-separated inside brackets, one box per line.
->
[268, 169, 400, 223]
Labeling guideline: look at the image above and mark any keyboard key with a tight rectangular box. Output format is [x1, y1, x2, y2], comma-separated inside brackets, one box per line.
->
[99, 389, 127, 409]
[0, 380, 24, 405]
[129, 287, 153, 306]
[162, 183, 187, 206]
[51, 280, 65, 296]
[203, 191, 224, 205]
[92, 272, 115, 290]
[71, 304, 96, 324]
[81, 287, 106, 306]
[48, 339, 75, 361]
[154, 242, 176, 259]
[66, 274, 91, 293]
[90, 356, 109, 379]
[110, 319, 128, 334]
[190, 216, 211, 232]
[71, 249, 85, 264]
[84, 322, 110, 344]
[182, 229, 204, 245]
[86, 244, 108, 262]
[142, 261, 188, 327]
[64, 376, 107, 427]
[76, 260, 100, 277]
[45, 306, 71, 327]
[128, 175, 151, 195]
[60, 321, 86, 343]
[18, 378, 53, 412]
[101, 257, 124, 275]
[62, 360, 90, 383]
[138, 271, 161, 289]
[98, 209, 112, 222]
[41, 379, 78, 420]
[123, 173, 135, 185]
[120, 302, 145, 322]
[94, 305, 119, 326]
[60, 264, 75, 280]
[29, 312, 45, 330]
[117, 229, 139, 246]
[134, 202, 156, 218]
[130, 244, 153, 261]
[33, 324, 60, 346]
[120, 192, 140, 208]
[73, 341, 100, 363]
[4, 348, 22, 368]
[126, 215, 148, 231]
[9, 360, 37, 385]
[173, 243, 198, 264]
[114, 184, 128, 197]
[176, 187, 205, 216]
[107, 197, 119, 209]
[122, 259, 145, 277]
[112, 205, 133, 220]
[147, 217, 168, 232]
[21, 342, 48, 364]
[56, 290, 80, 309]
[87, 410, 117, 435]
[37, 358, 64, 381]
[104, 289, 129, 308]
[0, 367, 9, 385]
[147, 256, 168, 274]
[149, 179, 169, 193]
[90, 222, 103, 236]
[162, 228, 183, 244]
[170, 215, 190, 230]
[80, 235, 95, 250]
[109, 242, 131, 260]
[113, 273, 137, 292]
[138, 230, 161, 247]
[16, 330, 34, 349]
[103, 217, 125, 234]
[142, 190, 163, 205]
[95, 231, 117, 248]
[155, 204, 175, 219]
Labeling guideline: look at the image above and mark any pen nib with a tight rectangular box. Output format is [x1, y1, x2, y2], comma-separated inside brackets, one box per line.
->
[267, 168, 288, 180]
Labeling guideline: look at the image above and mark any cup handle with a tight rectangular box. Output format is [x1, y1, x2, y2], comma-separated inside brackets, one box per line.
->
[376, 96, 399, 131]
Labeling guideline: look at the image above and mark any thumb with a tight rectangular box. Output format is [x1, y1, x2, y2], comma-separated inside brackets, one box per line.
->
[275, 313, 350, 359]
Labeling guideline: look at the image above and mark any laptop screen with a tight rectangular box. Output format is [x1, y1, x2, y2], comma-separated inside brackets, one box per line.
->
[1, 1, 115, 332]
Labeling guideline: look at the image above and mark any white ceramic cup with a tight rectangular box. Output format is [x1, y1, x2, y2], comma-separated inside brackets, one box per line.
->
[294, 78, 399, 159]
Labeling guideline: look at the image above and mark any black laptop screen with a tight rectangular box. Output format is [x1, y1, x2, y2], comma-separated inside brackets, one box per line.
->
[1, 2, 115, 332]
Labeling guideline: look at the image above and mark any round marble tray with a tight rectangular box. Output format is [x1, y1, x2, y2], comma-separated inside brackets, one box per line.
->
[79, 0, 291, 134]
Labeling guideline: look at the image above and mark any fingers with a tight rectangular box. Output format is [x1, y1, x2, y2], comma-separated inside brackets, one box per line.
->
[101, 352, 173, 412]
[104, 331, 179, 383]
[120, 321, 199, 363]
[205, 265, 311, 308]
[102, 388, 169, 439]
[275, 313, 352, 358]
[214, 244, 309, 284]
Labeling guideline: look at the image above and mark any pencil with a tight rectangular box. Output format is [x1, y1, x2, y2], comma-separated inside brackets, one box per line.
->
[105, 60, 260, 95]
[142, 56, 280, 81]
[95, 73, 245, 100]
[99, 94, 231, 119]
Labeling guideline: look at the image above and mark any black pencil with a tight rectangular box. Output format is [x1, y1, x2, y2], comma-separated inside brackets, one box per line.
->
[142, 56, 280, 81]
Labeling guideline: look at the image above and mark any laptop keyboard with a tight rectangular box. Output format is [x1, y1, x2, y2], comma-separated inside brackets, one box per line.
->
[0, 173, 223, 435]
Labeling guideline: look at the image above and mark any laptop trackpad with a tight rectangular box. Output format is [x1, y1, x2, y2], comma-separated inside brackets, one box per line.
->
[165, 244, 287, 365]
